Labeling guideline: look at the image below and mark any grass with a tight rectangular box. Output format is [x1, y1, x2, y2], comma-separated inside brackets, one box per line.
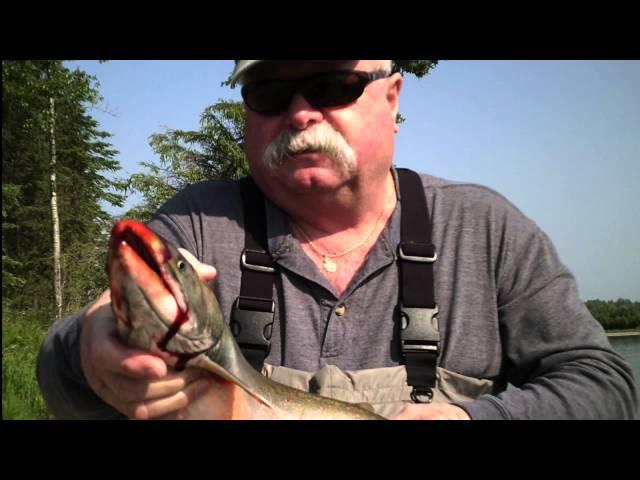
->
[605, 327, 640, 334]
[2, 308, 52, 419]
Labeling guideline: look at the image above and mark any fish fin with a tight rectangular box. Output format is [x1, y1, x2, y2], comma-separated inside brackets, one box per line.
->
[192, 354, 275, 409]
[355, 402, 376, 413]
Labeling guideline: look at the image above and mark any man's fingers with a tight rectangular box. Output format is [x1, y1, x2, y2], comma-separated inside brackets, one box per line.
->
[94, 369, 206, 418]
[106, 368, 204, 403]
[115, 347, 168, 379]
[391, 404, 471, 420]
[133, 378, 211, 420]
[83, 293, 167, 380]
[88, 325, 167, 380]
[391, 406, 413, 420]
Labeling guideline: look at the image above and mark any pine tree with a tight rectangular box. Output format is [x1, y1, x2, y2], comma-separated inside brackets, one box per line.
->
[2, 60, 125, 315]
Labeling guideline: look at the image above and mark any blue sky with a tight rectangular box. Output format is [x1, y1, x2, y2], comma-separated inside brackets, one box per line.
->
[67, 60, 640, 301]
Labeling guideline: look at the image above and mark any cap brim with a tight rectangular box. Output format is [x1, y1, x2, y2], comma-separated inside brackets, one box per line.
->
[230, 60, 264, 85]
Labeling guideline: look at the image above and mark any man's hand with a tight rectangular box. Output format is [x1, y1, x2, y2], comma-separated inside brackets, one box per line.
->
[392, 403, 471, 420]
[79, 248, 217, 419]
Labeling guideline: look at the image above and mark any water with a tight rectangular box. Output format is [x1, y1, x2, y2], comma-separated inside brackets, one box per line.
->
[608, 335, 640, 410]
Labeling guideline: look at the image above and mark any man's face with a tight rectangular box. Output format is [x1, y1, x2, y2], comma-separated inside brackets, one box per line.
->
[241, 60, 403, 197]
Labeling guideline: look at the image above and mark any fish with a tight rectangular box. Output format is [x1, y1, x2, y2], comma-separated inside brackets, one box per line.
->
[107, 220, 384, 419]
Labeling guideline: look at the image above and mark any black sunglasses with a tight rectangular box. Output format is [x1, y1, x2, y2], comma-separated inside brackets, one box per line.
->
[241, 70, 391, 116]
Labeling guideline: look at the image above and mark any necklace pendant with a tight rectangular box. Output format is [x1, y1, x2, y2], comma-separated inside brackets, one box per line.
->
[323, 256, 337, 273]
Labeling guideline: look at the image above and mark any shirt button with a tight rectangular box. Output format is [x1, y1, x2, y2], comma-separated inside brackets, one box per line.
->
[335, 305, 346, 316]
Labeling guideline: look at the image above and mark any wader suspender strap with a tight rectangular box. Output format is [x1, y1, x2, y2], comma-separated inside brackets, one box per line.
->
[396, 168, 440, 403]
[230, 177, 277, 371]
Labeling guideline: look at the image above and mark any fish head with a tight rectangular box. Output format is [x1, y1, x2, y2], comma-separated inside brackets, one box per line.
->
[108, 220, 224, 366]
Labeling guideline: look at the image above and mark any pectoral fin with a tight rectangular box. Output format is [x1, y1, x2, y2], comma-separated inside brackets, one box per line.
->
[191, 354, 275, 410]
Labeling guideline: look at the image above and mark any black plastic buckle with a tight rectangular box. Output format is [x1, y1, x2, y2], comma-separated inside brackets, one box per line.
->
[399, 304, 440, 354]
[230, 296, 275, 355]
[400, 305, 440, 404]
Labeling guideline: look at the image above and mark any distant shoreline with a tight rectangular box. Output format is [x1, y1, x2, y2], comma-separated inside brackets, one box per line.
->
[606, 331, 640, 337]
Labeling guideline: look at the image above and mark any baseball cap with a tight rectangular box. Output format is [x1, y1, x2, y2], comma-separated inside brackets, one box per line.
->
[230, 60, 264, 85]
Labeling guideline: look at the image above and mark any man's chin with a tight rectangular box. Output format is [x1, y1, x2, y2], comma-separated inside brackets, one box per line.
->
[283, 166, 351, 192]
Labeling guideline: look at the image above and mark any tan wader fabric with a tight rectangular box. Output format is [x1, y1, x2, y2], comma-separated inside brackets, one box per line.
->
[263, 364, 503, 419]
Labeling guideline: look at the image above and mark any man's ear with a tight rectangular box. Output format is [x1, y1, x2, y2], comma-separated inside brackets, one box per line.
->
[386, 72, 403, 123]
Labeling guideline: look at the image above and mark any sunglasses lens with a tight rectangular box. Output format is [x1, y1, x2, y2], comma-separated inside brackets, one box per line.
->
[304, 72, 365, 108]
[242, 71, 374, 115]
[242, 80, 294, 115]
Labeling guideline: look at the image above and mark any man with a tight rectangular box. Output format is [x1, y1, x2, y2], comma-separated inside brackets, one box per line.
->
[37, 60, 638, 419]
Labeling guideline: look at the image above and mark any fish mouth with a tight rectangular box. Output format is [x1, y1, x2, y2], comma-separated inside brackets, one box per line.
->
[108, 221, 196, 356]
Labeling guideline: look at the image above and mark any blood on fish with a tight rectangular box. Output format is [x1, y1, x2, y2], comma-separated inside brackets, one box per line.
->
[157, 307, 190, 352]
[174, 352, 200, 371]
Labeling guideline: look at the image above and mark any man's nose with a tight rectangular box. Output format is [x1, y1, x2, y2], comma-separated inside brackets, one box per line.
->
[284, 93, 324, 130]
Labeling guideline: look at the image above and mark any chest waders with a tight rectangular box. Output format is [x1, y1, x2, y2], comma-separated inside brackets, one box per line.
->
[230, 168, 440, 408]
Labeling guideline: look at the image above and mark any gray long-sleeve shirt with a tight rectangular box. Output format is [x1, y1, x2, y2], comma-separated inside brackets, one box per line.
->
[37, 168, 638, 419]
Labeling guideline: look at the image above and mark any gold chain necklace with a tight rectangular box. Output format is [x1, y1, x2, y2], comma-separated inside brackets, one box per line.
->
[291, 191, 395, 273]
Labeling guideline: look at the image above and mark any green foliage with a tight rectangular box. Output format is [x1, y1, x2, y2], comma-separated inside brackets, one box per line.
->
[392, 60, 439, 77]
[3, 60, 126, 419]
[2, 60, 125, 313]
[2, 184, 25, 292]
[586, 299, 640, 331]
[2, 308, 51, 419]
[2, 254, 25, 291]
[125, 100, 248, 219]
[60, 221, 112, 313]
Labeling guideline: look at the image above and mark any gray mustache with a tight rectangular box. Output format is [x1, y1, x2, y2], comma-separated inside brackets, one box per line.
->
[262, 124, 356, 171]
